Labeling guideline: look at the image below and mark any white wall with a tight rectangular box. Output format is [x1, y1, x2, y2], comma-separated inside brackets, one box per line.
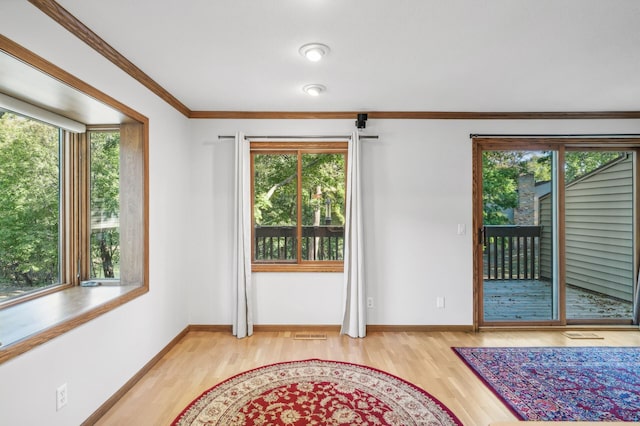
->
[1, 2, 640, 425]
[0, 2, 191, 425]
[189, 119, 640, 327]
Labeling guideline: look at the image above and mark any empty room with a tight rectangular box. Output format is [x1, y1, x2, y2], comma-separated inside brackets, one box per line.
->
[1, 1, 640, 425]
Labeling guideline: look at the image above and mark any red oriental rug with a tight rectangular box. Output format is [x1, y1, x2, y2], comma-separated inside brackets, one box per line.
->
[171, 359, 462, 425]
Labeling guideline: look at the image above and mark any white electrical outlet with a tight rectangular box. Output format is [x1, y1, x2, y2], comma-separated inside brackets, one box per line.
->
[56, 383, 68, 411]
[367, 297, 374, 308]
[436, 296, 445, 309]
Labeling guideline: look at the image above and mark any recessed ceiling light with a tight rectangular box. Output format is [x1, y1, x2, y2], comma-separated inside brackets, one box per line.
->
[302, 84, 326, 96]
[299, 43, 330, 62]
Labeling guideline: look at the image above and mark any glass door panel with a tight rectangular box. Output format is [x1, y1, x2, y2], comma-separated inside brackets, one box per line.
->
[482, 150, 559, 322]
[564, 151, 634, 321]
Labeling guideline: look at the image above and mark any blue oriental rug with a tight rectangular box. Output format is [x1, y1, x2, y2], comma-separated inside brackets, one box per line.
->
[453, 346, 640, 421]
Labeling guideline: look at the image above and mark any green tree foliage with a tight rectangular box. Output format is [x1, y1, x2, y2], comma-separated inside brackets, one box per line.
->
[528, 153, 552, 182]
[90, 131, 120, 278]
[564, 151, 623, 183]
[253, 153, 297, 226]
[523, 151, 623, 184]
[483, 149, 625, 225]
[0, 112, 60, 287]
[302, 153, 345, 226]
[253, 152, 346, 227]
[0, 114, 121, 293]
[482, 151, 525, 225]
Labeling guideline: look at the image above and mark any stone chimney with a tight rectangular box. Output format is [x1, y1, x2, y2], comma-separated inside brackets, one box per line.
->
[514, 173, 535, 225]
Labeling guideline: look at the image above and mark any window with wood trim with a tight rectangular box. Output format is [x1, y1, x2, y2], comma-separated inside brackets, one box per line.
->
[0, 111, 62, 300]
[89, 129, 121, 280]
[473, 137, 640, 326]
[0, 116, 127, 305]
[0, 38, 148, 364]
[251, 141, 347, 272]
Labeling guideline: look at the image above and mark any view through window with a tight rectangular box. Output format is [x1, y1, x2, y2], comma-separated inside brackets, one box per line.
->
[252, 142, 347, 270]
[90, 130, 120, 280]
[480, 146, 634, 324]
[0, 113, 122, 304]
[0, 111, 61, 302]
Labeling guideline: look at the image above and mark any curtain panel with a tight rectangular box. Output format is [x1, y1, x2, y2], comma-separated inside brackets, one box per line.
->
[232, 132, 253, 338]
[341, 131, 366, 338]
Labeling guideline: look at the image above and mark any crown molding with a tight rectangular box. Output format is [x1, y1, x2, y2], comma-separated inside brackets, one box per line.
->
[0, 34, 146, 124]
[28, 0, 191, 117]
[190, 110, 640, 120]
[189, 111, 356, 119]
[27, 0, 640, 122]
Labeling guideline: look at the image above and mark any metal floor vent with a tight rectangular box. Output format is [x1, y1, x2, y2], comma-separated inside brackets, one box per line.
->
[293, 333, 327, 340]
[562, 331, 603, 339]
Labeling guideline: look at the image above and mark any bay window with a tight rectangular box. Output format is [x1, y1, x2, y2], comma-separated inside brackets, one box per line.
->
[0, 36, 148, 363]
[0, 114, 124, 306]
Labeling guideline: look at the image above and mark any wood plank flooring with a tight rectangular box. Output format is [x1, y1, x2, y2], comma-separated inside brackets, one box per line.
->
[93, 329, 640, 426]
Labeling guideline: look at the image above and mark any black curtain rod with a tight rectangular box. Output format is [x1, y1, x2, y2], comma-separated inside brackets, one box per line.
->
[218, 135, 378, 140]
[470, 133, 640, 138]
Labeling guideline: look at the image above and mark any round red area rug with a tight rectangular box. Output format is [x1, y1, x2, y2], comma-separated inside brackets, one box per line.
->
[172, 359, 462, 425]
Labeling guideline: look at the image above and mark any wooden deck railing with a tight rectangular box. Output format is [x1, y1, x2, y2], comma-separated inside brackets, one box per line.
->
[254, 226, 344, 261]
[483, 225, 541, 280]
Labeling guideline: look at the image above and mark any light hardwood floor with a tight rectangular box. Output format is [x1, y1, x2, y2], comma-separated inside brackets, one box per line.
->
[94, 329, 640, 426]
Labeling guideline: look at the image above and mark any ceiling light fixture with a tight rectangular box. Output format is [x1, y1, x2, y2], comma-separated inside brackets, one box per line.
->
[302, 84, 326, 96]
[299, 43, 330, 62]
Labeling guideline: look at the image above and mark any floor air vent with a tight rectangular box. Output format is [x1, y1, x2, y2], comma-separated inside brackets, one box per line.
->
[562, 331, 603, 339]
[293, 333, 327, 340]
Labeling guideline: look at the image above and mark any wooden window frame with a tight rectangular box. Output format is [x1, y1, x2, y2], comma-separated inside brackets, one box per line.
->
[251, 141, 348, 272]
[0, 126, 132, 309]
[0, 37, 148, 364]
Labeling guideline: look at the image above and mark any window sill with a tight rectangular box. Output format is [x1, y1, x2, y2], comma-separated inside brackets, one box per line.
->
[252, 263, 344, 273]
[0, 284, 147, 364]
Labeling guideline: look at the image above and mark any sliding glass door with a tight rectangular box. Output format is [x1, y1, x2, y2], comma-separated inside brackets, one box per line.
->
[474, 138, 637, 326]
[481, 149, 559, 322]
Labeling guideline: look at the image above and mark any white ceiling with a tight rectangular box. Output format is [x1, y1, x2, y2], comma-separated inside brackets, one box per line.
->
[54, 0, 640, 113]
[0, 53, 129, 124]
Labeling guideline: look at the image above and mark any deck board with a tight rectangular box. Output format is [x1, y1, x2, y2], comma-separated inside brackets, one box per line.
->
[483, 280, 633, 321]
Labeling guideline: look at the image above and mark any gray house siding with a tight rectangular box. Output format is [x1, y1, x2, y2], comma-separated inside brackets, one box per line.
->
[539, 155, 634, 302]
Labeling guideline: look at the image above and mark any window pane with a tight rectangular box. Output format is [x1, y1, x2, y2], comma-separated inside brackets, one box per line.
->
[564, 151, 633, 320]
[0, 111, 60, 302]
[90, 131, 120, 279]
[253, 153, 297, 262]
[482, 150, 557, 322]
[301, 153, 345, 261]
